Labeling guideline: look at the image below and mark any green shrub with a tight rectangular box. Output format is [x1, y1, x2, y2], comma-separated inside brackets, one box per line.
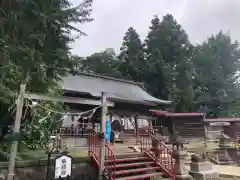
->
[150, 176, 163, 180]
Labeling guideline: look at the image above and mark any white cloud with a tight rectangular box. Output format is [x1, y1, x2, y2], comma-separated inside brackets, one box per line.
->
[70, 0, 240, 56]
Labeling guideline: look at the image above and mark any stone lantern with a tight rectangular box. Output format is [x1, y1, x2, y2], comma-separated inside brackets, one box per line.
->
[171, 133, 192, 180]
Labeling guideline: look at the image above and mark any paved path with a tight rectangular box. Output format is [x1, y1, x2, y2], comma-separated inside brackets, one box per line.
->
[213, 165, 240, 178]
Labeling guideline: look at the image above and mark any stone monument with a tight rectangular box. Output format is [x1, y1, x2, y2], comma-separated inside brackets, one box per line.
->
[189, 154, 219, 180]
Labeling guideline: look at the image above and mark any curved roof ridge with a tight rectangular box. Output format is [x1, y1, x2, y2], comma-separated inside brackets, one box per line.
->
[73, 71, 142, 86]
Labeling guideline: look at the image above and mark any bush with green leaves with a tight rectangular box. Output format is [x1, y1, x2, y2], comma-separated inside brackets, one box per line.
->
[150, 176, 164, 180]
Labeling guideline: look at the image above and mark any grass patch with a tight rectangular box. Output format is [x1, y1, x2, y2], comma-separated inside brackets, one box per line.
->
[18, 148, 88, 160]
[185, 141, 218, 153]
[18, 149, 47, 160]
[68, 149, 88, 158]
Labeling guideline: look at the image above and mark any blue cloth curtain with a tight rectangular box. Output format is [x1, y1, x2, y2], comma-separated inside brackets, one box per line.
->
[105, 120, 111, 143]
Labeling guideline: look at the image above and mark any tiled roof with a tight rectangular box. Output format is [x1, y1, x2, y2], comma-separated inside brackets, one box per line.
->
[59, 72, 172, 106]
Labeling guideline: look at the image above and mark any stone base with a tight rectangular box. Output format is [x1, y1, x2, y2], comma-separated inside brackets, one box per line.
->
[190, 162, 212, 172]
[179, 151, 188, 158]
[173, 162, 189, 175]
[189, 171, 219, 180]
[219, 160, 234, 165]
[175, 174, 193, 180]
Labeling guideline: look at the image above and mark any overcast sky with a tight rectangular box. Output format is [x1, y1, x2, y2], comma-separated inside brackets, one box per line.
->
[70, 0, 240, 56]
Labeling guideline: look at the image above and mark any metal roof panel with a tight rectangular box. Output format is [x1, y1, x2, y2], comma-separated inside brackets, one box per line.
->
[59, 73, 171, 105]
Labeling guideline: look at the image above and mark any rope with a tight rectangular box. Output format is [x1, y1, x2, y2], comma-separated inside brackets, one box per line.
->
[24, 93, 101, 116]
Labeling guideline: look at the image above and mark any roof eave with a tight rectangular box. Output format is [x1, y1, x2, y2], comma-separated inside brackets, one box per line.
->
[108, 98, 157, 106]
[204, 118, 240, 123]
[150, 109, 205, 117]
[151, 100, 172, 105]
[62, 89, 171, 106]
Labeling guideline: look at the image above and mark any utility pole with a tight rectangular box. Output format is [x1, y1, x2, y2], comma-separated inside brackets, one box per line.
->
[99, 92, 107, 180]
[7, 84, 26, 180]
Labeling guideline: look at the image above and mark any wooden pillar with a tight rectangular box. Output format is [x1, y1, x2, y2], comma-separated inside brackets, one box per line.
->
[148, 119, 152, 129]
[172, 120, 175, 134]
[71, 115, 74, 134]
[99, 92, 107, 180]
[134, 116, 139, 145]
[203, 116, 207, 140]
[169, 117, 175, 135]
[203, 122, 208, 141]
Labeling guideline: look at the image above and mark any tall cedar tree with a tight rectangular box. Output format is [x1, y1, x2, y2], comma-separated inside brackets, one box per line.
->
[143, 16, 165, 98]
[193, 31, 240, 117]
[144, 14, 193, 111]
[118, 27, 145, 82]
[0, 0, 92, 143]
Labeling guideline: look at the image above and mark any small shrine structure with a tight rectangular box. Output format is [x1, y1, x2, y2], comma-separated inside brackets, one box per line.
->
[150, 110, 205, 140]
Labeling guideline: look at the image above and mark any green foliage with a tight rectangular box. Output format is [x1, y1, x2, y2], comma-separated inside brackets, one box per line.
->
[17, 149, 47, 160]
[144, 14, 193, 111]
[0, 0, 93, 158]
[0, 0, 93, 95]
[22, 101, 64, 149]
[77, 48, 124, 78]
[118, 27, 145, 82]
[218, 105, 240, 117]
[1, 1, 240, 160]
[150, 176, 163, 180]
[143, 16, 166, 98]
[77, 14, 240, 116]
[80, 15, 193, 113]
[3, 132, 24, 142]
[193, 31, 240, 115]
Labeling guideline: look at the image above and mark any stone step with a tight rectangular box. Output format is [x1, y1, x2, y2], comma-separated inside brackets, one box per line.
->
[115, 172, 168, 180]
[106, 156, 149, 163]
[107, 161, 155, 169]
[115, 166, 162, 176]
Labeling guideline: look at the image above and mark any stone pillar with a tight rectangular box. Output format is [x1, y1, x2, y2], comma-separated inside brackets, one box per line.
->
[189, 154, 219, 180]
[173, 150, 193, 180]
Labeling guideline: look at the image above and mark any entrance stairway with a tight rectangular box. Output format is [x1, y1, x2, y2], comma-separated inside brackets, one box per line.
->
[109, 153, 171, 180]
[88, 129, 175, 180]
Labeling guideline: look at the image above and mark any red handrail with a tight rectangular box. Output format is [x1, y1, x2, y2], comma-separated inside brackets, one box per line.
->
[139, 129, 175, 179]
[88, 130, 116, 180]
[104, 144, 116, 180]
[88, 130, 100, 165]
